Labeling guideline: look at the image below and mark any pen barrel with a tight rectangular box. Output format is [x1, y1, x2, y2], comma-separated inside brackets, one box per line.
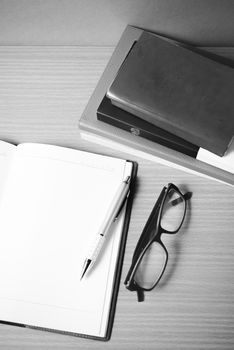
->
[99, 181, 130, 234]
[87, 234, 105, 261]
[84, 176, 131, 272]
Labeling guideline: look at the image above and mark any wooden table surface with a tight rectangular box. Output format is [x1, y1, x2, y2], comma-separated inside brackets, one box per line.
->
[0, 46, 234, 350]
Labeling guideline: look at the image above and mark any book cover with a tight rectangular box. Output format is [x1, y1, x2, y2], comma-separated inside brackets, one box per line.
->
[107, 31, 234, 156]
[97, 96, 199, 158]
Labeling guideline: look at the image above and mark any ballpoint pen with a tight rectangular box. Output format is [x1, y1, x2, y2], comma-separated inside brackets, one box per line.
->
[80, 175, 131, 280]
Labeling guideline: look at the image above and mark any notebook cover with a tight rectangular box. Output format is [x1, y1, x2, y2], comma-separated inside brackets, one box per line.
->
[107, 31, 234, 156]
[0, 161, 138, 341]
[97, 96, 199, 158]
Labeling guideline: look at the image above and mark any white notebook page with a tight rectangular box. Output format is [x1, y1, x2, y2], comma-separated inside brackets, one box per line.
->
[0, 140, 15, 198]
[0, 143, 132, 337]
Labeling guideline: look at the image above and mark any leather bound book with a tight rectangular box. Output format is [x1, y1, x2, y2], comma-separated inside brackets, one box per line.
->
[97, 96, 199, 158]
[107, 31, 234, 156]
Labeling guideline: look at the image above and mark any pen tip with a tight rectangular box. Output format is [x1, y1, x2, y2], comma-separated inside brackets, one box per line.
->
[80, 259, 92, 280]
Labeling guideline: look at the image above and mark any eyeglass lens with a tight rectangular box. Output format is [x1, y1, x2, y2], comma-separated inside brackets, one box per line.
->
[134, 241, 167, 289]
[161, 188, 185, 232]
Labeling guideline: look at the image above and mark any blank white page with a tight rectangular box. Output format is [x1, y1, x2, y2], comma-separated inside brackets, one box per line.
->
[0, 140, 15, 198]
[0, 143, 132, 338]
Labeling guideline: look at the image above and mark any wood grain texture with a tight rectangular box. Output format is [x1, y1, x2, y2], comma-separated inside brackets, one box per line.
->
[0, 46, 234, 349]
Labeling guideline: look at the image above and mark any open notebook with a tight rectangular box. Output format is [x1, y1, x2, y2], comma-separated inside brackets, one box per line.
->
[0, 141, 136, 340]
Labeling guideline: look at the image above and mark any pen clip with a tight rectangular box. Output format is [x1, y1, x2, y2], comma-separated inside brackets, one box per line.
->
[114, 190, 130, 221]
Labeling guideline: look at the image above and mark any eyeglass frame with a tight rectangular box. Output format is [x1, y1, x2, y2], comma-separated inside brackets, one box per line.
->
[124, 183, 191, 302]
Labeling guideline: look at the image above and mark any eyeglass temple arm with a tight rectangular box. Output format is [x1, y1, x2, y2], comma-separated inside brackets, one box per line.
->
[169, 191, 192, 206]
[132, 189, 166, 257]
[137, 289, 145, 302]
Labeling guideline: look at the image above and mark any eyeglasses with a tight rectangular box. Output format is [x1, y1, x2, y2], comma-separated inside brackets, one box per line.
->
[124, 183, 192, 302]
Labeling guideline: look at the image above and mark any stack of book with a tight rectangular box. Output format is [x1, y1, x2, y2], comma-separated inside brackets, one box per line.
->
[79, 25, 234, 186]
